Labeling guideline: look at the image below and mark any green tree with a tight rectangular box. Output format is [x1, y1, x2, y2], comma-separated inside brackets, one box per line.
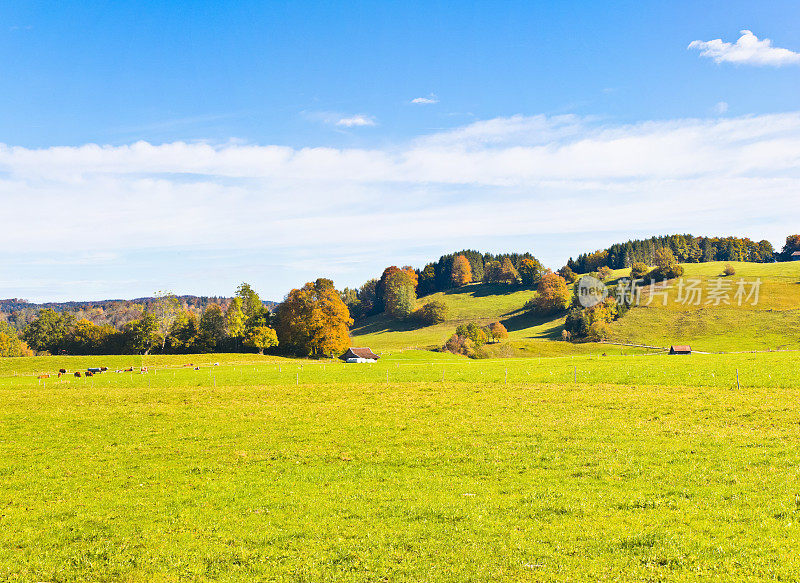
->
[384, 270, 417, 319]
[123, 313, 161, 355]
[519, 258, 543, 287]
[236, 283, 263, 317]
[168, 311, 200, 353]
[198, 304, 226, 352]
[455, 322, 488, 347]
[23, 309, 75, 353]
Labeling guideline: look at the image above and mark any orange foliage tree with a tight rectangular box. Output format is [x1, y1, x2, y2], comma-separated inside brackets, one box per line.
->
[274, 278, 353, 357]
[451, 255, 473, 287]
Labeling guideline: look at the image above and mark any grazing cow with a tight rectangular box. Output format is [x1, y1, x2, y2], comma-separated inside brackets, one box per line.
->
[125, 367, 133, 372]
[37, 374, 50, 379]
[100, 367, 108, 372]
[194, 367, 200, 371]
[74, 372, 81, 377]
[59, 368, 67, 374]
[85, 371, 93, 377]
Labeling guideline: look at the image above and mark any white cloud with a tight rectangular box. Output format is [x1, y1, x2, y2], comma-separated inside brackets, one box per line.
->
[714, 101, 729, 115]
[1, 112, 799, 300]
[689, 30, 800, 67]
[411, 94, 439, 104]
[335, 114, 376, 127]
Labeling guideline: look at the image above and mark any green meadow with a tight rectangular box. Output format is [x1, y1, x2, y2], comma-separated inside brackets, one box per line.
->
[2, 351, 800, 581]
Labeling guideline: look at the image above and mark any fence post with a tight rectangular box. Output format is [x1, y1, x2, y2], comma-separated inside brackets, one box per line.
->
[574, 365, 577, 383]
[736, 369, 740, 390]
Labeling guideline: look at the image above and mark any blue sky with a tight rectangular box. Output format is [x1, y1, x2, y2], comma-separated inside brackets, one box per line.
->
[1, 1, 799, 301]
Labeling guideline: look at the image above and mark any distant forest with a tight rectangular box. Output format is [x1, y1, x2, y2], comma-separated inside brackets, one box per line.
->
[567, 234, 781, 274]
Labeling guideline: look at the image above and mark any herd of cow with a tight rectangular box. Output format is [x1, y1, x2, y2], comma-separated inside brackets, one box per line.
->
[37, 366, 146, 379]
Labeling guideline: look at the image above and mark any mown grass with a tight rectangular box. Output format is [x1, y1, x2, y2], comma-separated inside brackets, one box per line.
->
[1, 352, 800, 581]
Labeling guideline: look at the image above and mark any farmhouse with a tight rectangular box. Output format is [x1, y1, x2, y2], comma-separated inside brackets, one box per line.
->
[669, 345, 692, 355]
[792, 251, 800, 261]
[339, 347, 379, 363]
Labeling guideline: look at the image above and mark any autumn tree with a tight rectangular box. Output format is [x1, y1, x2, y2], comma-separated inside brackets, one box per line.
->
[487, 321, 509, 343]
[0, 321, 33, 357]
[384, 270, 417, 319]
[274, 278, 353, 357]
[225, 297, 246, 342]
[527, 272, 571, 314]
[244, 325, 278, 354]
[451, 255, 473, 287]
[122, 313, 160, 355]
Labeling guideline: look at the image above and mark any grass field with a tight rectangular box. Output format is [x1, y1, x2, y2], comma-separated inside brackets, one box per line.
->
[2, 352, 800, 581]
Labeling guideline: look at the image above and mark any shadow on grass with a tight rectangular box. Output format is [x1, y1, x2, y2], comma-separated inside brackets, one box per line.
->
[351, 315, 425, 336]
[499, 310, 565, 339]
[455, 283, 533, 298]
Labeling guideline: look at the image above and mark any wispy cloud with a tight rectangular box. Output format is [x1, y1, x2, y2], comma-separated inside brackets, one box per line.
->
[713, 101, 729, 115]
[335, 114, 376, 127]
[689, 30, 800, 67]
[411, 94, 439, 105]
[1, 112, 799, 299]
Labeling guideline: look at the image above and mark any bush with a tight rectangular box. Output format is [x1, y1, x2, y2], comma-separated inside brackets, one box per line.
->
[444, 334, 475, 358]
[597, 266, 612, 280]
[723, 263, 736, 276]
[414, 299, 448, 325]
[630, 262, 649, 280]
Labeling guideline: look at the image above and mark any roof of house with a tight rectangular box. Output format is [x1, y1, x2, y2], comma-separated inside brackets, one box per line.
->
[339, 347, 379, 360]
[670, 345, 692, 353]
[792, 251, 800, 256]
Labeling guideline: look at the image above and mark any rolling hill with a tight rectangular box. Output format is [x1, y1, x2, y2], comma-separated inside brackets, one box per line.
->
[351, 261, 800, 356]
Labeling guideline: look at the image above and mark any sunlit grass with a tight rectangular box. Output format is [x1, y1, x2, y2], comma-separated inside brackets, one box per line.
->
[1, 352, 800, 581]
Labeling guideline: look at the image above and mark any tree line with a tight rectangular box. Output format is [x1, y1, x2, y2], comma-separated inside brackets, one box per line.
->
[566, 234, 783, 274]
[340, 250, 545, 323]
[13, 280, 353, 358]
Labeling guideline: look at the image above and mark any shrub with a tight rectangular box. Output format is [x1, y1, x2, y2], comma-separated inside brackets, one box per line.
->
[444, 334, 475, 358]
[630, 262, 649, 280]
[723, 263, 736, 276]
[597, 266, 612, 280]
[414, 299, 448, 325]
